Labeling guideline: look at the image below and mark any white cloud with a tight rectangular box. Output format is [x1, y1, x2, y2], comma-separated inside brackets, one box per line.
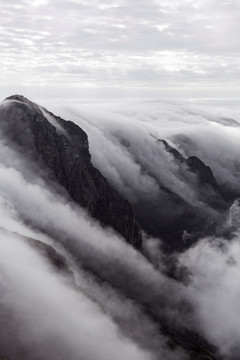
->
[0, 127, 188, 360]
[179, 234, 240, 358]
[2, 95, 240, 359]
[0, 0, 239, 100]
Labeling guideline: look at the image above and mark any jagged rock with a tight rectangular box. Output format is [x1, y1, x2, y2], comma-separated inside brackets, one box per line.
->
[26, 237, 72, 274]
[187, 155, 221, 191]
[0, 97, 221, 360]
[119, 138, 227, 251]
[158, 139, 185, 162]
[159, 140, 224, 206]
[0, 95, 142, 249]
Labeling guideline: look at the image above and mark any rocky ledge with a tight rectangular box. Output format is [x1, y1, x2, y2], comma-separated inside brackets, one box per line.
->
[0, 95, 142, 249]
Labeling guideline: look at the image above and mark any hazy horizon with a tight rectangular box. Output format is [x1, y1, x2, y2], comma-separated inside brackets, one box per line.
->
[0, 0, 239, 102]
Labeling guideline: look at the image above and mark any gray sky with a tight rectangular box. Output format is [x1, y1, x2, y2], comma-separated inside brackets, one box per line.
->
[0, 0, 240, 101]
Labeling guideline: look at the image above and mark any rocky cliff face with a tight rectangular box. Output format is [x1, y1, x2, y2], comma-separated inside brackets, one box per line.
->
[0, 95, 142, 248]
[159, 139, 225, 209]
[0, 96, 222, 360]
[116, 137, 228, 251]
[151, 140, 228, 249]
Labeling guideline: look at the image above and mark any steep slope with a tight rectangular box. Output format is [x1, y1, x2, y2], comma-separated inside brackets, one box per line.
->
[158, 139, 225, 209]
[0, 96, 222, 360]
[148, 140, 227, 249]
[173, 133, 240, 203]
[110, 135, 227, 251]
[0, 95, 142, 248]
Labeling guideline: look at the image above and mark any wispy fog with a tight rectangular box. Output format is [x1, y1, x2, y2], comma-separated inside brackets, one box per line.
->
[0, 229, 150, 360]
[52, 99, 240, 359]
[179, 231, 240, 358]
[1, 98, 240, 359]
[0, 127, 187, 359]
[57, 100, 240, 197]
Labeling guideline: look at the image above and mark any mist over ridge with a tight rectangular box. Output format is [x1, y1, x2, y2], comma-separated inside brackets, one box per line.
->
[0, 95, 239, 360]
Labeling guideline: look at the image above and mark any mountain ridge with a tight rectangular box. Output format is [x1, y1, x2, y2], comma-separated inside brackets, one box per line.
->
[0, 95, 224, 360]
[0, 94, 142, 249]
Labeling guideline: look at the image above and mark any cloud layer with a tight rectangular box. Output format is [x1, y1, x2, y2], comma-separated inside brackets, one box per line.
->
[0, 0, 240, 100]
[0, 119, 187, 359]
[54, 99, 240, 358]
[1, 97, 240, 359]
[58, 99, 240, 195]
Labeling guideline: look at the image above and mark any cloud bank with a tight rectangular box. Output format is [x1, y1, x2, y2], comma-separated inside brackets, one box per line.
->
[1, 98, 240, 359]
[52, 99, 240, 359]
[0, 0, 240, 100]
[0, 126, 187, 359]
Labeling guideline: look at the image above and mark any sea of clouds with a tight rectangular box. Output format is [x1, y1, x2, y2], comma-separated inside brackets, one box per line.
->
[1, 98, 240, 359]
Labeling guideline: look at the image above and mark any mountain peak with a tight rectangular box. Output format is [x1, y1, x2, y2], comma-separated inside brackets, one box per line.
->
[3, 94, 37, 109]
[5, 94, 28, 102]
[0, 96, 142, 248]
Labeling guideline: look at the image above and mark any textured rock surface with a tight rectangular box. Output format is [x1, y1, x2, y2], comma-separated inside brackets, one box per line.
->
[159, 139, 225, 209]
[0, 96, 221, 360]
[127, 138, 227, 251]
[0, 95, 142, 248]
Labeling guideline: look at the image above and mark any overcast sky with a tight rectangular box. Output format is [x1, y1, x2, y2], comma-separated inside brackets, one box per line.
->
[0, 0, 239, 101]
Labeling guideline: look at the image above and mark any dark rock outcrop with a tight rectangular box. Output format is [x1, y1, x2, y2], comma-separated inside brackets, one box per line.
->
[0, 95, 142, 248]
[187, 156, 218, 188]
[26, 237, 72, 274]
[159, 140, 224, 206]
[0, 96, 221, 360]
[112, 137, 227, 251]
[151, 140, 227, 249]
